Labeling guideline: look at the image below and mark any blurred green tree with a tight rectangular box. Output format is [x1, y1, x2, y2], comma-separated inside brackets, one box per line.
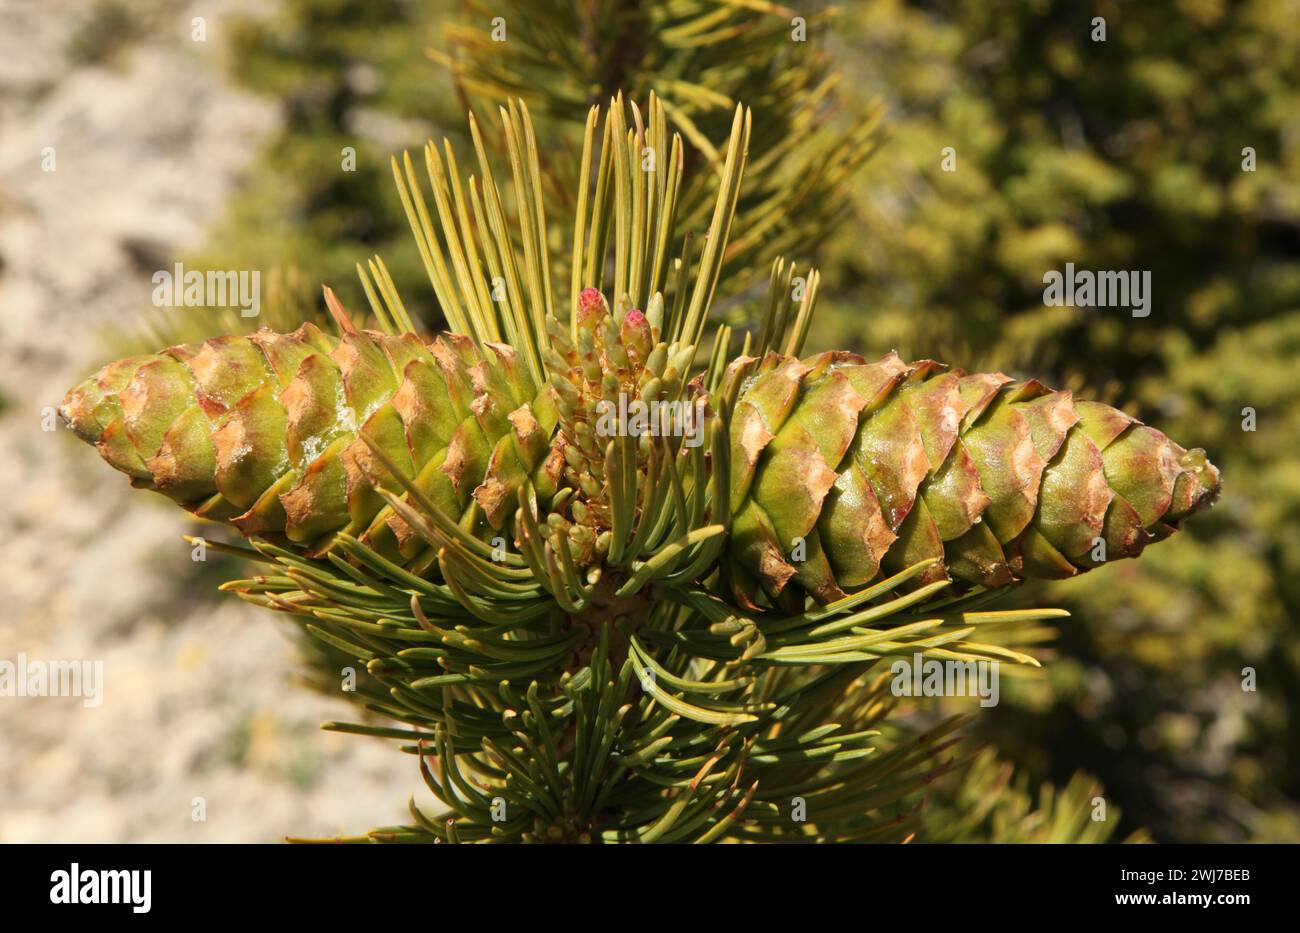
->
[194, 0, 464, 319]
[820, 0, 1300, 842]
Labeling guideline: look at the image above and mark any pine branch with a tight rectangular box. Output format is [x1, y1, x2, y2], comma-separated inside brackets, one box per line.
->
[62, 65, 1217, 841]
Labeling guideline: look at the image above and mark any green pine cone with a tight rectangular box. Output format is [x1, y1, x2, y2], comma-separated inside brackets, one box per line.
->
[724, 349, 1221, 608]
[59, 322, 558, 566]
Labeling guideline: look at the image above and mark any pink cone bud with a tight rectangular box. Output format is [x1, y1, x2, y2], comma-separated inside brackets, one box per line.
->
[620, 308, 652, 360]
[577, 287, 609, 331]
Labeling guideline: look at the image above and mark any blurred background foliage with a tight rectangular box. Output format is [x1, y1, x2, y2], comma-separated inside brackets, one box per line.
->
[128, 0, 1298, 842]
[919, 747, 1148, 844]
[826, 0, 1300, 844]
[193, 0, 461, 322]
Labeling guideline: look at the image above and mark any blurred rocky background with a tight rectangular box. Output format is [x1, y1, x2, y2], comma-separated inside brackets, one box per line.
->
[0, 0, 427, 842]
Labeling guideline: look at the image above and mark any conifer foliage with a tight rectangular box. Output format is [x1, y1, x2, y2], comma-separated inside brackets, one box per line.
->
[61, 94, 1219, 842]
